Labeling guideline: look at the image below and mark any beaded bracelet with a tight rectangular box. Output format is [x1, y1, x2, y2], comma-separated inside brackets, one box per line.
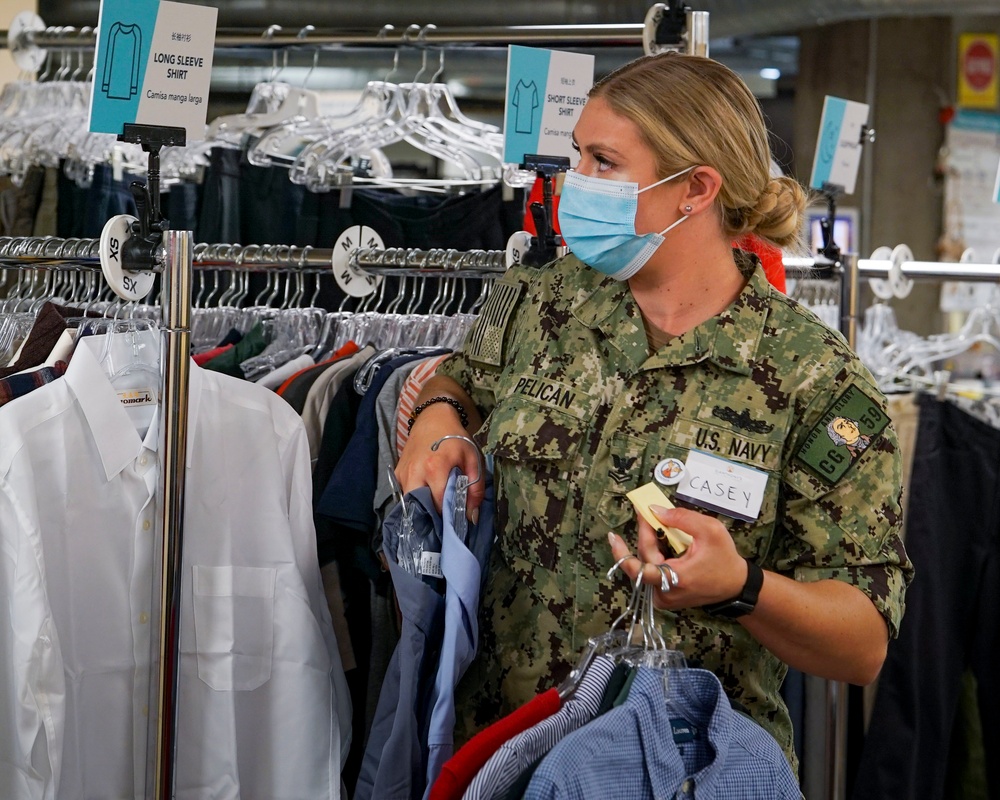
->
[407, 396, 469, 433]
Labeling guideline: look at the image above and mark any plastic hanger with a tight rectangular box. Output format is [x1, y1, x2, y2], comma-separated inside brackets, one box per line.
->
[430, 434, 485, 545]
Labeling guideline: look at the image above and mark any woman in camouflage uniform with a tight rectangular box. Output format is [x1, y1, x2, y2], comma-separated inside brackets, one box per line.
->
[396, 52, 912, 773]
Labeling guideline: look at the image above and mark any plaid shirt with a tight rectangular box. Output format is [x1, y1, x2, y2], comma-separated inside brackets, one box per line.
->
[0, 361, 68, 408]
[524, 667, 800, 800]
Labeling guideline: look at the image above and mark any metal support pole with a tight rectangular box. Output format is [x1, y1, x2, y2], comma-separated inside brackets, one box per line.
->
[841, 253, 859, 350]
[150, 229, 193, 800]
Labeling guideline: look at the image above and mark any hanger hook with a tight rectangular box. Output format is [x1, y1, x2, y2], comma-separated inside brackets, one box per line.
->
[384, 47, 400, 83]
[413, 47, 429, 83]
[430, 49, 445, 84]
[430, 434, 484, 488]
[412, 26, 437, 83]
[263, 25, 282, 81]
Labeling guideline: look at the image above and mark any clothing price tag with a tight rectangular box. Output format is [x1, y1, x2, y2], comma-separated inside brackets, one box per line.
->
[809, 95, 870, 195]
[675, 450, 768, 523]
[503, 45, 594, 164]
[419, 551, 443, 579]
[89, 0, 218, 139]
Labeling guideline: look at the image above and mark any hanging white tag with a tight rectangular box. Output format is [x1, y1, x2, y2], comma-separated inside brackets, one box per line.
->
[419, 551, 443, 579]
[674, 450, 768, 522]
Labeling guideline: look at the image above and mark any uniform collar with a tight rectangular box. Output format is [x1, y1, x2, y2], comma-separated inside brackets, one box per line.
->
[570, 250, 771, 375]
[65, 337, 203, 481]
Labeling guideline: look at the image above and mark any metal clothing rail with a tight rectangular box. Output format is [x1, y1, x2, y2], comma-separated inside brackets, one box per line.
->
[0, 238, 510, 278]
[4, 5, 712, 59]
[0, 7, 710, 798]
[4, 22, 652, 51]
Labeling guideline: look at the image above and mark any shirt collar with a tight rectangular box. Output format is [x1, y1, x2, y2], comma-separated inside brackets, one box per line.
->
[66, 338, 203, 481]
[629, 667, 735, 798]
[570, 249, 771, 375]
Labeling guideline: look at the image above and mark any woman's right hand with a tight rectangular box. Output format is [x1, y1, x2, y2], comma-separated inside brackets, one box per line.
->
[394, 377, 485, 521]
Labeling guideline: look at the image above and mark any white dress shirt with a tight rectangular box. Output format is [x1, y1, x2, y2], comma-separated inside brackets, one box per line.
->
[0, 336, 351, 800]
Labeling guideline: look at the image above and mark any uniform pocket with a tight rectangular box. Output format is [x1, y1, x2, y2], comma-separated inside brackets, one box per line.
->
[484, 397, 587, 570]
[652, 428, 781, 563]
[192, 565, 276, 692]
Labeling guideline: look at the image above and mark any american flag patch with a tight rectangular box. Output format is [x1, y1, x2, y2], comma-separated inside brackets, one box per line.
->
[467, 280, 524, 367]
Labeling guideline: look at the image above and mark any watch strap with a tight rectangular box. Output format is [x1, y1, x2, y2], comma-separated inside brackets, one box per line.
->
[702, 558, 764, 619]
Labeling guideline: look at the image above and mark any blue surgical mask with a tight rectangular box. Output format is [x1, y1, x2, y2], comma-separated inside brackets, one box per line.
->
[557, 166, 695, 280]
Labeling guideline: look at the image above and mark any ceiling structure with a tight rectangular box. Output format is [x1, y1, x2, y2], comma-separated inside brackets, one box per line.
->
[37, 0, 1000, 34]
[30, 1, 999, 101]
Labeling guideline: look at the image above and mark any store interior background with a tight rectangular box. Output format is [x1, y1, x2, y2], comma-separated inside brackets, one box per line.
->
[7, 0, 1000, 336]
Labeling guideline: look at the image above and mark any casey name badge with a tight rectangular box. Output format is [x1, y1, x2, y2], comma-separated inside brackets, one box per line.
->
[674, 450, 768, 522]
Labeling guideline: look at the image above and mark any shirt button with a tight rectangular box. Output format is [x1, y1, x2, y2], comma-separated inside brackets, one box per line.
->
[139, 456, 149, 467]
[142, 705, 149, 717]
[143, 520, 151, 531]
[139, 612, 149, 624]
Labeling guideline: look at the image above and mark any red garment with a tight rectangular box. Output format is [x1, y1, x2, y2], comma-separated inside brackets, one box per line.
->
[428, 688, 562, 800]
[522, 176, 561, 236]
[734, 234, 787, 294]
[192, 344, 234, 366]
[275, 340, 360, 396]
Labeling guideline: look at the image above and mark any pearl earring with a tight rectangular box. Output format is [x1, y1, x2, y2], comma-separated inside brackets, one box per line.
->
[684, 205, 693, 213]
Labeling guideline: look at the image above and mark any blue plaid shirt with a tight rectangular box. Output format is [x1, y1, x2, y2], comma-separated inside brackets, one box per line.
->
[524, 667, 800, 800]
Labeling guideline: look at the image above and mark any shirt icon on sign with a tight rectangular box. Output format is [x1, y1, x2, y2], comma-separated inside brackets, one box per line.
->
[102, 21, 142, 100]
[512, 79, 540, 134]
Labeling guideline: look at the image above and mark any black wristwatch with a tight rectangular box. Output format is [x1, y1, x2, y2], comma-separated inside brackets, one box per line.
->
[702, 559, 764, 619]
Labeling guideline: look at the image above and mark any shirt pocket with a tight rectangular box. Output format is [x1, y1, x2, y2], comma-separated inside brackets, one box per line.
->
[651, 419, 783, 563]
[192, 565, 276, 692]
[484, 396, 587, 570]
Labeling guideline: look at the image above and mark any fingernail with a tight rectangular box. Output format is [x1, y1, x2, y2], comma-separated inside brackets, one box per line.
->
[470, 508, 479, 525]
[650, 504, 671, 517]
[607, 531, 617, 546]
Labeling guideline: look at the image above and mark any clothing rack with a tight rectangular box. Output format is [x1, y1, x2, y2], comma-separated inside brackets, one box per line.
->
[0, 230, 195, 800]
[0, 13, 690, 797]
[9, 230, 990, 798]
[782, 249, 1000, 799]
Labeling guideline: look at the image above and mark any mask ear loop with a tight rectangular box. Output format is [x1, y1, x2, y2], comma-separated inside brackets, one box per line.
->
[637, 164, 697, 194]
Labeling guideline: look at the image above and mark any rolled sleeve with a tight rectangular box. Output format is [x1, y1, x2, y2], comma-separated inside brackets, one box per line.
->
[775, 375, 914, 638]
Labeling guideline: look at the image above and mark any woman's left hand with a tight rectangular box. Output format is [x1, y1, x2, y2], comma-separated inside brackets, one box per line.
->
[608, 504, 750, 611]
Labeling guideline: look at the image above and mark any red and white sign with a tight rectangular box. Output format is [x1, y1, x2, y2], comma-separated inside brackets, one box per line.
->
[958, 34, 998, 109]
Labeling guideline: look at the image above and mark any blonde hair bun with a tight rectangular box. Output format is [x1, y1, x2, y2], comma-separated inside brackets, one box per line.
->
[748, 177, 808, 249]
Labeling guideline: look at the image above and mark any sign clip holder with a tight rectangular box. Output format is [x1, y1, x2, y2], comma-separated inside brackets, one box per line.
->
[116, 122, 187, 272]
[519, 153, 570, 267]
[817, 124, 875, 264]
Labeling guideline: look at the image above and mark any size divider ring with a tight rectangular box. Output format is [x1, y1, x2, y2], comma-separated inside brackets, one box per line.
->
[505, 231, 533, 268]
[332, 225, 385, 297]
[99, 215, 156, 302]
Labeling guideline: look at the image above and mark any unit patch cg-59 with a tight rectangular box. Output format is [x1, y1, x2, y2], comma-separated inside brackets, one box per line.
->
[795, 384, 890, 484]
